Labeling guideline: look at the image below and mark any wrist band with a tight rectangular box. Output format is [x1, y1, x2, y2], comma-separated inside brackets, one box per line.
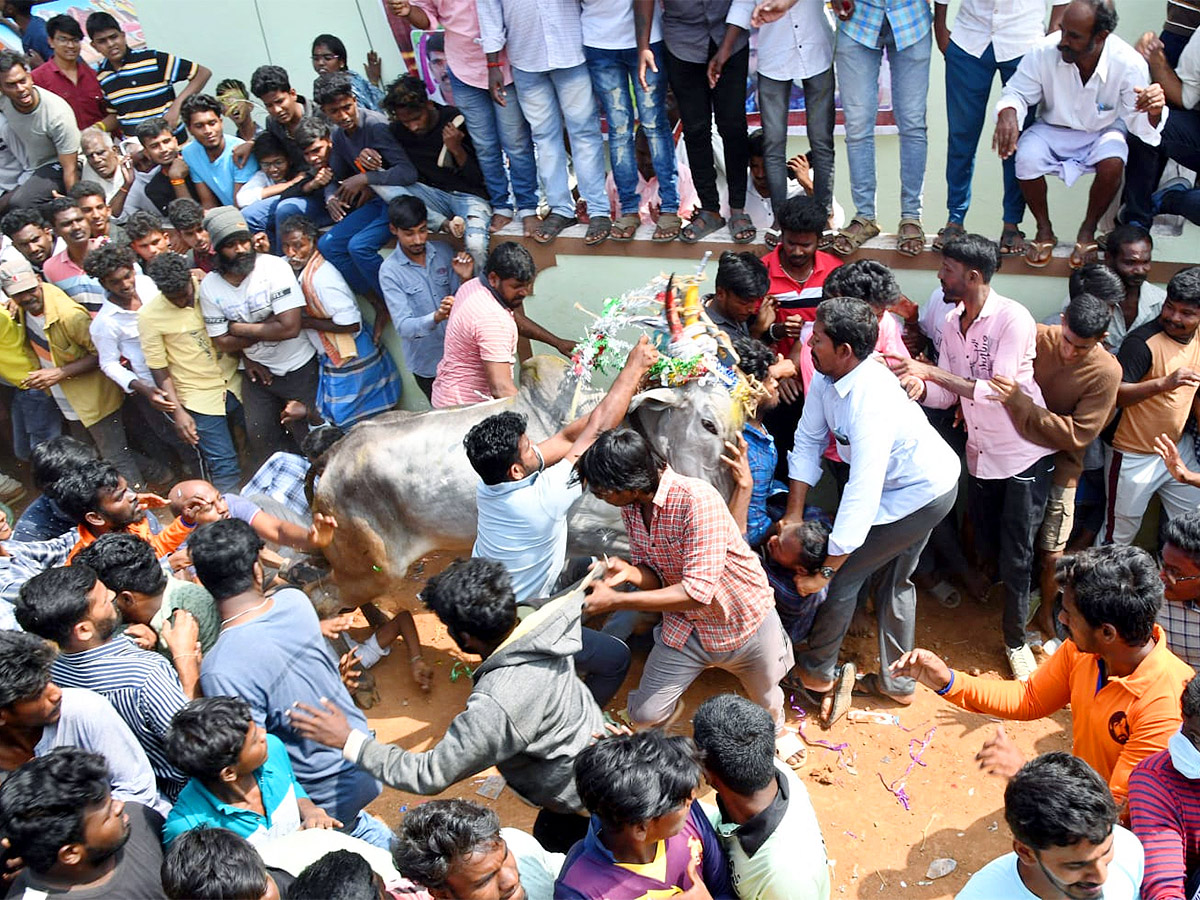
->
[169, 178, 186, 186]
[486, 61, 504, 68]
[180, 516, 196, 528]
[935, 670, 955, 696]
[173, 653, 199, 661]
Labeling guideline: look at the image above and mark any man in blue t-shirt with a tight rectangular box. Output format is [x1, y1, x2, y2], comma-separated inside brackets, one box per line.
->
[178, 94, 260, 209]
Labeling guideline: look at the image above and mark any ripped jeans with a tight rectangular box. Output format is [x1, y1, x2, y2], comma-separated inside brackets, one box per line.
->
[585, 42, 680, 216]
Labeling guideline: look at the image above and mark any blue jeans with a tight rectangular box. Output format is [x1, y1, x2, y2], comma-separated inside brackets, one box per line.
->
[241, 194, 333, 250]
[945, 40, 1025, 226]
[448, 68, 538, 218]
[348, 810, 395, 851]
[11, 388, 61, 460]
[381, 182, 491, 260]
[318, 196, 390, 298]
[189, 394, 242, 493]
[575, 627, 632, 707]
[835, 26, 932, 220]
[511, 63, 609, 219]
[759, 67, 836, 219]
[585, 42, 679, 215]
[1123, 107, 1200, 227]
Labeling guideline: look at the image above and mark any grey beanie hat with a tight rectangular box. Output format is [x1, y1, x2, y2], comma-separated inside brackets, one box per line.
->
[203, 206, 251, 250]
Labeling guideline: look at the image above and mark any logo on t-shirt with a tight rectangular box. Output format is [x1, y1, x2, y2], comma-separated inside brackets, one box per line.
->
[1107, 710, 1131, 745]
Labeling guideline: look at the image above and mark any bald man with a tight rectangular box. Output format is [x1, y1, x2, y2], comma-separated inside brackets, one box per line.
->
[169, 479, 335, 553]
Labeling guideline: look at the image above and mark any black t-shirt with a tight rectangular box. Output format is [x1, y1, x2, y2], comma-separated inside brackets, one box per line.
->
[391, 104, 488, 199]
[144, 169, 200, 216]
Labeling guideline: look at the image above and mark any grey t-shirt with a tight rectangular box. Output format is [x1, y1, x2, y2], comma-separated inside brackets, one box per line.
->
[0, 87, 80, 170]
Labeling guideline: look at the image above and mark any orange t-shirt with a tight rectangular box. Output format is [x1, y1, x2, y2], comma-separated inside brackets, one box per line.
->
[68, 515, 195, 563]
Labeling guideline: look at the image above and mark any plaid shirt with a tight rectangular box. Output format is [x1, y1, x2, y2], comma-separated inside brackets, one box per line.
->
[0, 532, 77, 627]
[241, 452, 312, 520]
[622, 467, 773, 653]
[1159, 601, 1200, 670]
[840, 0, 932, 51]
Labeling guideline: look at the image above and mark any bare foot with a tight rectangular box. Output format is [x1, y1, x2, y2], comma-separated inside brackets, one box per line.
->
[489, 212, 513, 233]
[522, 215, 540, 237]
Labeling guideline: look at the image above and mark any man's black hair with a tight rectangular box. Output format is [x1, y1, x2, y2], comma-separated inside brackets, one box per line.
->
[816, 297, 878, 361]
[29, 435, 95, 491]
[83, 242, 137, 283]
[463, 411, 526, 486]
[1105, 223, 1152, 256]
[1064, 292, 1111, 340]
[84, 11, 121, 39]
[1167, 266, 1200, 308]
[181, 94, 224, 126]
[0, 748, 111, 874]
[251, 130, 289, 166]
[0, 50, 28, 75]
[1165, 510, 1200, 559]
[68, 180, 107, 203]
[249, 64, 292, 99]
[485, 241, 536, 283]
[393, 799, 502, 890]
[1183, 676, 1200, 720]
[732, 336, 774, 382]
[777, 194, 827, 236]
[161, 827, 270, 900]
[293, 115, 331, 149]
[1, 208, 46, 238]
[382, 74, 428, 115]
[133, 117, 173, 143]
[189, 519, 265, 603]
[1078, 0, 1118, 35]
[747, 128, 765, 159]
[823, 258, 901, 310]
[574, 427, 663, 496]
[47, 457, 121, 525]
[421, 557, 518, 647]
[166, 696, 253, 780]
[715, 251, 769, 301]
[1055, 544, 1162, 645]
[146, 251, 193, 296]
[16, 564, 99, 647]
[291, 850, 379, 900]
[167, 197, 205, 232]
[575, 730, 702, 829]
[300, 423, 344, 462]
[1005, 752, 1116, 851]
[388, 194, 428, 230]
[790, 518, 831, 573]
[0, 631, 55, 709]
[74, 532, 168, 598]
[124, 209, 166, 243]
[43, 196, 80, 230]
[313, 71, 355, 108]
[1068, 263, 1124, 307]
[311, 33, 348, 63]
[941, 233, 1000, 283]
[279, 213, 319, 243]
[46, 14, 83, 41]
[691, 694, 777, 795]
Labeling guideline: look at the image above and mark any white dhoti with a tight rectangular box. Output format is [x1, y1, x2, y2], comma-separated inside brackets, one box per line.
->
[1015, 121, 1129, 186]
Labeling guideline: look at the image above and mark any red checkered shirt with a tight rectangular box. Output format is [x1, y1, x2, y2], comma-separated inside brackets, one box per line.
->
[621, 467, 773, 653]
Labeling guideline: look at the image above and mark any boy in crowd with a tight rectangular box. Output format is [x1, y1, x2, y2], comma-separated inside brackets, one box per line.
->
[43, 195, 106, 314]
[130, 117, 202, 216]
[178, 94, 260, 210]
[166, 197, 215, 273]
[125, 210, 172, 266]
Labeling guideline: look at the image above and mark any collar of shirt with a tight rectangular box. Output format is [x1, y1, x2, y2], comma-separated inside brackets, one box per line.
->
[1056, 33, 1113, 85]
[714, 769, 790, 858]
[1101, 625, 1176, 699]
[650, 465, 680, 512]
[947, 287, 999, 327]
[60, 634, 138, 663]
[830, 356, 872, 398]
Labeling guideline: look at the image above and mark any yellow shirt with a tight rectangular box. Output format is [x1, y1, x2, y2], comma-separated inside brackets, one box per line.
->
[0, 308, 35, 388]
[137, 287, 241, 417]
[18, 284, 122, 428]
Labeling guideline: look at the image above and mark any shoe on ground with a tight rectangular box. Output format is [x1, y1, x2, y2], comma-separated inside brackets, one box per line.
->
[1006, 643, 1038, 682]
[0, 474, 25, 504]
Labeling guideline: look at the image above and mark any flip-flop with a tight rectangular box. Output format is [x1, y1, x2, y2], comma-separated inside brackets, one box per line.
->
[728, 211, 756, 244]
[584, 216, 612, 246]
[821, 661, 856, 728]
[932, 222, 965, 252]
[1024, 238, 1056, 268]
[532, 213, 578, 244]
[609, 213, 640, 242]
[680, 208, 725, 243]
[652, 212, 682, 243]
[998, 227, 1027, 256]
[775, 727, 808, 771]
[1070, 240, 1099, 269]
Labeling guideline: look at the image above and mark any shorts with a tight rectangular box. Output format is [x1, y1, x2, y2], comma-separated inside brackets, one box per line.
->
[1038, 482, 1077, 553]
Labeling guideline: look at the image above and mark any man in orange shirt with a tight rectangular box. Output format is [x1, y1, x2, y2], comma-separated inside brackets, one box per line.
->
[51, 458, 203, 561]
[892, 544, 1193, 808]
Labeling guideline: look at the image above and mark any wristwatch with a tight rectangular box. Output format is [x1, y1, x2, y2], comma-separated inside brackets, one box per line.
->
[817, 565, 835, 580]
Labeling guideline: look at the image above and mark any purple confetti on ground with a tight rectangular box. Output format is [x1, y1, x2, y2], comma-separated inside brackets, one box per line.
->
[880, 726, 936, 810]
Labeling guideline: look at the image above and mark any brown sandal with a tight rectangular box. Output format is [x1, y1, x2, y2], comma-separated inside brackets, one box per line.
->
[652, 212, 682, 243]
[931, 221, 965, 252]
[609, 213, 640, 242]
[896, 218, 926, 257]
[829, 216, 880, 258]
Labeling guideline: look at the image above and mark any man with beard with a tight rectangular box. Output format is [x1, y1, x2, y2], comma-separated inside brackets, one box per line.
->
[994, 0, 1166, 269]
[1, 207, 54, 273]
[198, 206, 319, 468]
[779, 298, 959, 725]
[15, 565, 194, 800]
[1101, 225, 1164, 353]
[0, 49, 79, 209]
[0, 748, 168, 900]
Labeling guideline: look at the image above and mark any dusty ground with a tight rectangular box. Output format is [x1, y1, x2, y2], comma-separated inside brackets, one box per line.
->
[354, 550, 1071, 900]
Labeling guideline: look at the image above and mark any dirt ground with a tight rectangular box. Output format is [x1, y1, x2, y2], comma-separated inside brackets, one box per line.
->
[350, 549, 1070, 900]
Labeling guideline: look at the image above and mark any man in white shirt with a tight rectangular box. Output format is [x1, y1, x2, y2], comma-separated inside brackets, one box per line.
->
[934, 0, 1065, 255]
[957, 752, 1144, 900]
[994, 0, 1168, 270]
[780, 297, 959, 725]
[198, 205, 318, 468]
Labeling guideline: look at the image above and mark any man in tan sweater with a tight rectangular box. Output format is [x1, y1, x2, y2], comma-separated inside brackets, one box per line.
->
[987, 292, 1121, 642]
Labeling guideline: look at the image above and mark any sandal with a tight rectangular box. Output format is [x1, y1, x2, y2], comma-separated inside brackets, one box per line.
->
[929, 580, 961, 609]
[830, 216, 880, 258]
[728, 210, 756, 244]
[584, 215, 612, 247]
[1024, 236, 1056, 268]
[1069, 240, 1099, 269]
[680, 208, 725, 243]
[775, 727, 808, 771]
[998, 226, 1027, 257]
[609, 213, 640, 242]
[896, 218, 926, 257]
[852, 672, 915, 706]
[532, 212, 578, 244]
[931, 222, 965, 252]
[764, 228, 781, 249]
[652, 212, 682, 243]
[821, 661, 857, 728]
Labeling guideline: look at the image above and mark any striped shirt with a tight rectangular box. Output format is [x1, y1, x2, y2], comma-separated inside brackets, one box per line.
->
[762, 247, 841, 358]
[242, 452, 312, 520]
[840, 0, 932, 52]
[96, 48, 199, 135]
[1128, 746, 1200, 900]
[43, 242, 106, 315]
[49, 636, 189, 799]
[1167, 0, 1200, 38]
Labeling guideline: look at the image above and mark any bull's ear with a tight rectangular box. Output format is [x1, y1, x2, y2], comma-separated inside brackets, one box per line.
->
[628, 388, 682, 412]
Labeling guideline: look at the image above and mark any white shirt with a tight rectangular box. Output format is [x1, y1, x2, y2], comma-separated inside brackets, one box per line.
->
[199, 253, 315, 376]
[478, 0, 586, 72]
[919, 287, 957, 357]
[937, 0, 1062, 63]
[956, 824, 1144, 900]
[789, 356, 961, 556]
[1179, 27, 1200, 109]
[997, 32, 1168, 147]
[755, 0, 834, 81]
[579, 0, 660, 50]
[89, 276, 160, 392]
[302, 260, 362, 357]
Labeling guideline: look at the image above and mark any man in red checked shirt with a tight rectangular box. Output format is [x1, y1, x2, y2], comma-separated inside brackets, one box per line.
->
[577, 427, 804, 768]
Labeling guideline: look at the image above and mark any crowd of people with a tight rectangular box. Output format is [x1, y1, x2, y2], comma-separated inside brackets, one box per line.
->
[0, 0, 1196, 896]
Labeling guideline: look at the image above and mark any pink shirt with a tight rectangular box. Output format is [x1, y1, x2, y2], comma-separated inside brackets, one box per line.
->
[923, 289, 1054, 479]
[432, 277, 517, 408]
[415, 0, 513, 89]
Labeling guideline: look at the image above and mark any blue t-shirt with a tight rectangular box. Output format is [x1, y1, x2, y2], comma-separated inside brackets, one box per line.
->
[21, 16, 51, 64]
[181, 136, 260, 207]
[199, 588, 380, 824]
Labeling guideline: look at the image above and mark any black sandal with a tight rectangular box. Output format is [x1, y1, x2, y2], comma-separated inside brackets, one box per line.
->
[680, 209, 725, 243]
[532, 212, 578, 244]
[584, 216, 612, 246]
[729, 210, 756, 244]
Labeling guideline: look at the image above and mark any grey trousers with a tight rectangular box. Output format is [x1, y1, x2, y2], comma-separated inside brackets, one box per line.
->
[798, 486, 958, 696]
[758, 67, 836, 218]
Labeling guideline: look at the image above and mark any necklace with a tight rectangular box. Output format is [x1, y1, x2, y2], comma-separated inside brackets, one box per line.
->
[220, 596, 271, 629]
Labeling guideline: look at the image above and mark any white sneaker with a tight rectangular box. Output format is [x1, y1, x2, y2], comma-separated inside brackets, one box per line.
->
[0, 474, 25, 504]
[1006, 643, 1038, 681]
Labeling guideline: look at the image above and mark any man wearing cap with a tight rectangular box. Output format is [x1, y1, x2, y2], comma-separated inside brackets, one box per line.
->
[198, 206, 319, 468]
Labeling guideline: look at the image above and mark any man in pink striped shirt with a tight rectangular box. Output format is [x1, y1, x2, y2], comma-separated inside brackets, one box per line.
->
[888, 234, 1054, 681]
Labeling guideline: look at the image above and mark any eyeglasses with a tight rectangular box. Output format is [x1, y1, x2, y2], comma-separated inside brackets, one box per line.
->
[1162, 565, 1200, 584]
[52, 35, 81, 45]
